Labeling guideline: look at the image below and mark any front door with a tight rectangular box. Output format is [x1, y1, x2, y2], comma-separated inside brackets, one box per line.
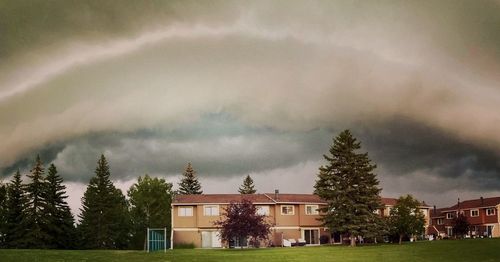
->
[304, 229, 319, 245]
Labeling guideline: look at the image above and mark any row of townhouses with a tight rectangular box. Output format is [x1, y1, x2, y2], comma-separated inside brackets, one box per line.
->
[170, 192, 432, 248]
[428, 197, 500, 238]
[170, 193, 500, 248]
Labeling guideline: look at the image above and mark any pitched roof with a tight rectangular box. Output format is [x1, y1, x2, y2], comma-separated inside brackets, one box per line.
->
[381, 197, 397, 206]
[265, 193, 326, 203]
[173, 194, 274, 204]
[430, 197, 500, 217]
[173, 194, 418, 206]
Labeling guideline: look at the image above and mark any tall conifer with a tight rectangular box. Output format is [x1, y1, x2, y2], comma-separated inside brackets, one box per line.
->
[178, 162, 202, 195]
[78, 154, 130, 249]
[45, 164, 76, 249]
[238, 175, 257, 194]
[22, 155, 50, 248]
[314, 130, 382, 246]
[5, 170, 26, 248]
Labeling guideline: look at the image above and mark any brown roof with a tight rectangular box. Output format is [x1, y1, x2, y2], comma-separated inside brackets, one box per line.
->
[173, 194, 413, 206]
[266, 193, 326, 203]
[430, 197, 500, 217]
[381, 197, 397, 206]
[173, 194, 274, 204]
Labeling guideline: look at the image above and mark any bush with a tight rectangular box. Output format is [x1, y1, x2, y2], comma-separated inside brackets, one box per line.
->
[174, 242, 195, 249]
[320, 235, 330, 244]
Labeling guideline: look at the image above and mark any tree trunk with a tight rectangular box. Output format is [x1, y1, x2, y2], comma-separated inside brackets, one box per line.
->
[350, 236, 356, 247]
[399, 234, 403, 245]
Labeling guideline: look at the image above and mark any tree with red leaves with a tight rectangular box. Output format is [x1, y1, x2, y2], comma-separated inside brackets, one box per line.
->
[213, 199, 271, 248]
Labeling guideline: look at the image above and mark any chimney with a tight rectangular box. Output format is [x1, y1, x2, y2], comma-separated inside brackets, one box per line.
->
[481, 197, 484, 205]
[458, 198, 460, 210]
[275, 189, 279, 201]
[433, 205, 437, 216]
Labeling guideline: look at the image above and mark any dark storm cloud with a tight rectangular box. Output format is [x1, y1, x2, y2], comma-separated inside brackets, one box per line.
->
[357, 117, 500, 190]
[1, 114, 331, 183]
[0, 0, 499, 208]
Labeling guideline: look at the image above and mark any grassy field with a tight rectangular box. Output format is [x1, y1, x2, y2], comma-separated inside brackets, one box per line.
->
[1, 238, 499, 262]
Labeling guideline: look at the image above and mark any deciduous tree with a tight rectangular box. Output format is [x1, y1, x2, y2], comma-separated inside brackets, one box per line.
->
[128, 174, 173, 250]
[314, 130, 382, 246]
[214, 199, 271, 248]
[388, 195, 426, 244]
[452, 213, 469, 239]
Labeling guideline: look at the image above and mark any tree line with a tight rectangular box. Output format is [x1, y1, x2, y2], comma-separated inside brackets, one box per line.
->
[0, 151, 252, 249]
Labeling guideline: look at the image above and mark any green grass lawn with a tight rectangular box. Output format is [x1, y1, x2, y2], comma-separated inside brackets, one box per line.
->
[1, 238, 499, 262]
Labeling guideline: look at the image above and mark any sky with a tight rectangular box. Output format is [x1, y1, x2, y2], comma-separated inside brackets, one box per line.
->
[1, 0, 500, 217]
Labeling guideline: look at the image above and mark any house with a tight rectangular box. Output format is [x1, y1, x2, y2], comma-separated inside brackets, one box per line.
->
[428, 197, 500, 238]
[171, 193, 432, 248]
[378, 197, 432, 227]
[171, 192, 329, 248]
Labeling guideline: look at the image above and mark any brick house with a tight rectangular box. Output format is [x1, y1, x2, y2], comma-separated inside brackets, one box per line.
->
[428, 197, 500, 238]
[171, 193, 431, 248]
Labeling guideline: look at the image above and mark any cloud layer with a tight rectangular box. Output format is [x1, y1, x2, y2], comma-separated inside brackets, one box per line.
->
[1, 1, 500, 213]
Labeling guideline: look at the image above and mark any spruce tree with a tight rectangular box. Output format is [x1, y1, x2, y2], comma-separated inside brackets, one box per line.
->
[78, 154, 131, 249]
[5, 170, 26, 248]
[22, 155, 51, 248]
[178, 162, 202, 195]
[45, 164, 76, 249]
[0, 182, 7, 246]
[238, 175, 257, 194]
[314, 130, 382, 246]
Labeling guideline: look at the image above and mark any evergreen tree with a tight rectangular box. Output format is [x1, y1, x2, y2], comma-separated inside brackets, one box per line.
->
[128, 174, 173, 250]
[22, 155, 51, 248]
[314, 130, 382, 246]
[78, 154, 131, 249]
[178, 162, 202, 195]
[45, 164, 76, 249]
[238, 175, 256, 194]
[4, 170, 26, 248]
[0, 182, 7, 247]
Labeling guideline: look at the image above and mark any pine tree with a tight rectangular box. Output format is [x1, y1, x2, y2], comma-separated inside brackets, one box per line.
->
[45, 164, 76, 249]
[314, 130, 382, 246]
[22, 155, 51, 248]
[78, 154, 131, 249]
[178, 162, 202, 195]
[238, 175, 257, 194]
[5, 170, 26, 248]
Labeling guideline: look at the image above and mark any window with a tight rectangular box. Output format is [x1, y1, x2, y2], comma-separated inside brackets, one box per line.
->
[446, 213, 454, 219]
[178, 206, 193, 217]
[281, 205, 294, 215]
[486, 208, 496, 216]
[471, 209, 479, 217]
[437, 218, 443, 225]
[204, 205, 219, 216]
[305, 205, 319, 215]
[447, 227, 453, 236]
[256, 206, 270, 216]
